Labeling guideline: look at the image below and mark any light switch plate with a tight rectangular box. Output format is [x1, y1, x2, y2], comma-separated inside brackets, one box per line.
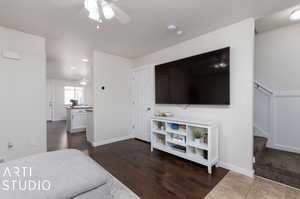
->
[2, 50, 21, 60]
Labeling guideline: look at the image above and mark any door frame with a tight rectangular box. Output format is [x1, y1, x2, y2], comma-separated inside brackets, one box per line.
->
[47, 79, 55, 122]
[131, 65, 155, 141]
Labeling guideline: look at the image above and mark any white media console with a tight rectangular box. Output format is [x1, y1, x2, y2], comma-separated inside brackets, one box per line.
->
[151, 116, 219, 174]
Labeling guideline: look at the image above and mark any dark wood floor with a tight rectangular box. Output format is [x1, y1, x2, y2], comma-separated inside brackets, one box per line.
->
[47, 121, 228, 199]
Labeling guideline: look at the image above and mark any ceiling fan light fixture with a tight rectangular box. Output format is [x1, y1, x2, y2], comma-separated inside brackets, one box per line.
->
[101, 0, 115, 19]
[88, 10, 100, 22]
[84, 0, 98, 12]
[290, 9, 300, 21]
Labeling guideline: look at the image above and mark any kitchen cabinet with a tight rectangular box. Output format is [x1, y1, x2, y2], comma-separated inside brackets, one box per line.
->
[66, 108, 90, 133]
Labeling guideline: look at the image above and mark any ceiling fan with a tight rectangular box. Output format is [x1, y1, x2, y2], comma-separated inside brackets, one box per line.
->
[52, 0, 131, 24]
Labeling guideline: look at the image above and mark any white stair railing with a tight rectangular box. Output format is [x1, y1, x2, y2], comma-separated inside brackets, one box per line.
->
[254, 81, 273, 96]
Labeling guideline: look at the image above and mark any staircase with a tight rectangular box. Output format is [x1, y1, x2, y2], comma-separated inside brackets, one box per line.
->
[254, 136, 300, 189]
[254, 136, 267, 157]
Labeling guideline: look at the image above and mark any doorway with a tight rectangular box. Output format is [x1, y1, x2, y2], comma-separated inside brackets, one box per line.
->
[254, 5, 300, 189]
[132, 65, 155, 142]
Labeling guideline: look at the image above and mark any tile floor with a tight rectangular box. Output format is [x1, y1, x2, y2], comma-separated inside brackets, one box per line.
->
[205, 172, 300, 199]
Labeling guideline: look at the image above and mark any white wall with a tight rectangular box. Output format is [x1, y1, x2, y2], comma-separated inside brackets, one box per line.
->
[92, 51, 132, 146]
[0, 26, 46, 160]
[47, 78, 93, 121]
[255, 22, 300, 90]
[134, 19, 255, 176]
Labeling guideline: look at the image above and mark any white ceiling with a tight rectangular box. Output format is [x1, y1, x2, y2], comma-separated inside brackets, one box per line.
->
[256, 4, 300, 33]
[0, 0, 299, 80]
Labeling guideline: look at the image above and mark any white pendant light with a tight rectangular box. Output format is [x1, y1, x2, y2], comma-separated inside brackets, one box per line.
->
[290, 9, 300, 21]
[101, 0, 115, 19]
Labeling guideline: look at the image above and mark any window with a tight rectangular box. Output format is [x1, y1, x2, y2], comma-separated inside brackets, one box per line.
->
[64, 86, 85, 105]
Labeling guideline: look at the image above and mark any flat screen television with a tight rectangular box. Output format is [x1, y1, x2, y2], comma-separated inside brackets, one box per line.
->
[155, 47, 230, 105]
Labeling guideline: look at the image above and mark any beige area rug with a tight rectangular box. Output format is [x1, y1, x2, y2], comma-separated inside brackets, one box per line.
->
[205, 172, 300, 199]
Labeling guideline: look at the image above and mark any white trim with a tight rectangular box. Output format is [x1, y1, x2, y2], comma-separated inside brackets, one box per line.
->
[89, 135, 134, 147]
[219, 161, 254, 178]
[271, 144, 300, 154]
[275, 90, 300, 97]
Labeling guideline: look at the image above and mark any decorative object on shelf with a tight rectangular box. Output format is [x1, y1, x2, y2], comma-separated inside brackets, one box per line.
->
[179, 124, 187, 132]
[157, 134, 165, 144]
[157, 121, 165, 130]
[171, 123, 179, 130]
[191, 147, 196, 154]
[204, 134, 208, 144]
[158, 112, 174, 117]
[197, 149, 204, 156]
[173, 135, 185, 143]
[172, 144, 186, 153]
[192, 131, 204, 143]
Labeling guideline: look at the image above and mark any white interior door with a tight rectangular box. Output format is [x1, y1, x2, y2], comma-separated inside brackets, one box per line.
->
[132, 66, 154, 142]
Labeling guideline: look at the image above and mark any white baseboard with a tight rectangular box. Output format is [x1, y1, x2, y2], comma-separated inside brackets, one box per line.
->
[219, 161, 254, 178]
[89, 135, 134, 147]
[270, 144, 300, 154]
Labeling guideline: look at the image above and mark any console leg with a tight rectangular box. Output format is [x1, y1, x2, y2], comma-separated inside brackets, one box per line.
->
[208, 166, 212, 174]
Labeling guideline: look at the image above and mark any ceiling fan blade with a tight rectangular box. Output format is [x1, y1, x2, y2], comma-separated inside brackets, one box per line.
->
[52, 0, 83, 7]
[109, 3, 131, 24]
[79, 7, 89, 18]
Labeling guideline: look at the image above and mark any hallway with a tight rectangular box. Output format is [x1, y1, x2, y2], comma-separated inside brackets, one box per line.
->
[47, 120, 91, 152]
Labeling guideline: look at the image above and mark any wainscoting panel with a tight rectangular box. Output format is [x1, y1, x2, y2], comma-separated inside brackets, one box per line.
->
[273, 94, 300, 153]
[254, 82, 300, 153]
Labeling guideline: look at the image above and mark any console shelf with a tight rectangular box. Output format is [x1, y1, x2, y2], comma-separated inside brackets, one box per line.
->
[151, 116, 219, 174]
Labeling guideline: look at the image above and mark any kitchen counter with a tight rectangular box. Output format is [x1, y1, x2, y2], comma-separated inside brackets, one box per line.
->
[66, 106, 93, 133]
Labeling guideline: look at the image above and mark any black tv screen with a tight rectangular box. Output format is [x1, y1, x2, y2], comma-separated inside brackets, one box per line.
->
[155, 47, 230, 105]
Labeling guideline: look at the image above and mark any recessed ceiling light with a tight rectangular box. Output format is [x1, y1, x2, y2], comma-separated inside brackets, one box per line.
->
[96, 25, 100, 29]
[71, 66, 76, 70]
[80, 79, 88, 86]
[82, 59, 89, 63]
[290, 9, 300, 21]
[176, 30, 183, 35]
[167, 25, 177, 31]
